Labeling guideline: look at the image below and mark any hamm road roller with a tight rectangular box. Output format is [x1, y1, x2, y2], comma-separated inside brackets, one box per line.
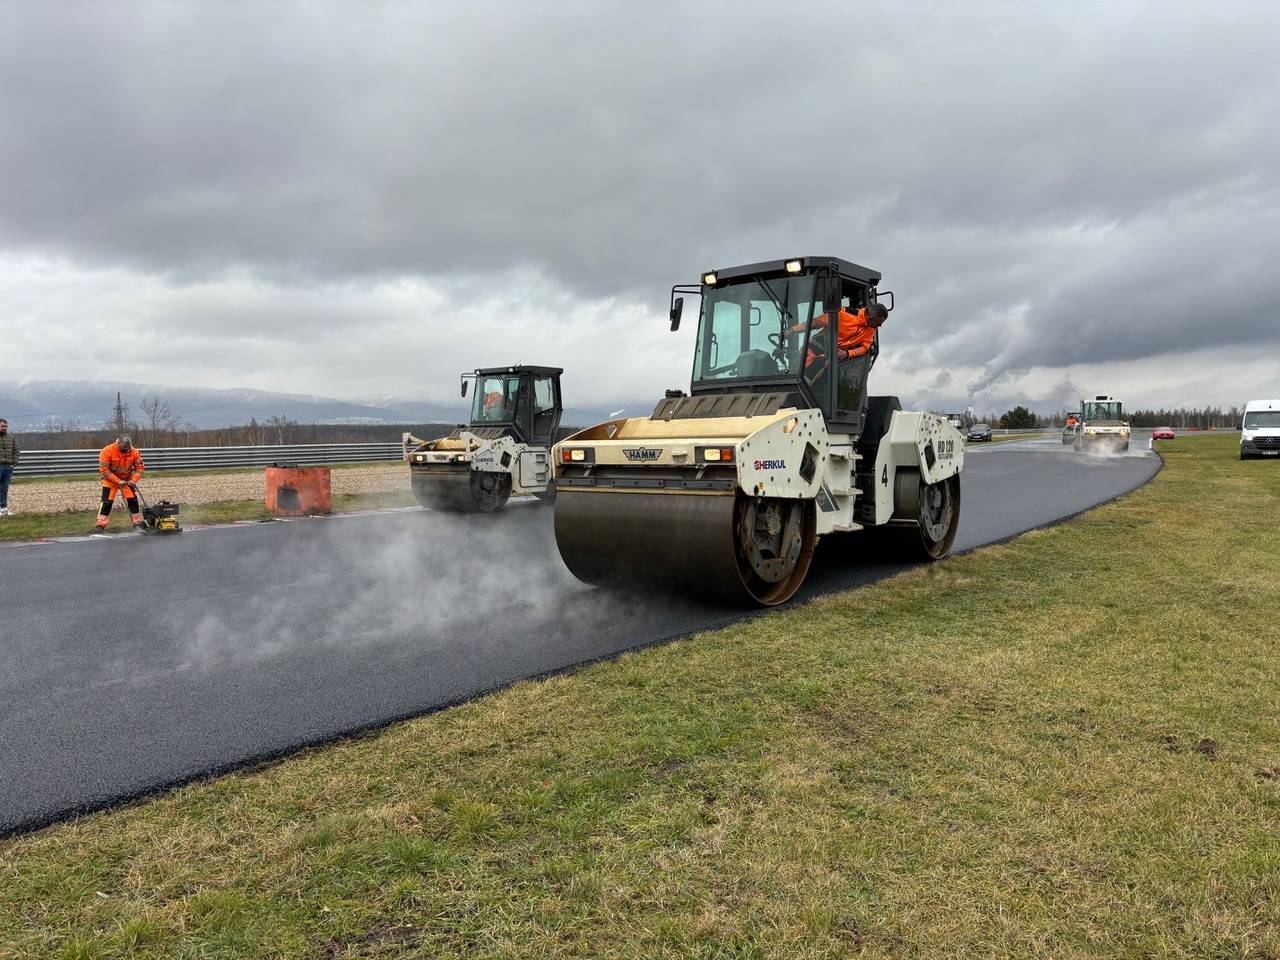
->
[407, 364, 563, 511]
[552, 257, 963, 606]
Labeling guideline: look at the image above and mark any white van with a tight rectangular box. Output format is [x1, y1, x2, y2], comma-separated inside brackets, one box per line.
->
[1240, 399, 1280, 460]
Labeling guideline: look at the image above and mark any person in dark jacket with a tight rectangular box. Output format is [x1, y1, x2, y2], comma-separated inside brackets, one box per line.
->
[0, 418, 18, 516]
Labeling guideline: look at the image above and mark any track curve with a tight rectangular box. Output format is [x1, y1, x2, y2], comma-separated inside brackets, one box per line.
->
[0, 438, 1159, 835]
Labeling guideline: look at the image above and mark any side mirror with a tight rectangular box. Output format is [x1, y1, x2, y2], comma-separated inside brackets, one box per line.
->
[460, 379, 469, 398]
[876, 290, 895, 312]
[669, 296, 684, 332]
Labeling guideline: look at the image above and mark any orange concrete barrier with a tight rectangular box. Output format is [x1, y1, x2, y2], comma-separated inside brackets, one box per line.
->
[265, 465, 332, 516]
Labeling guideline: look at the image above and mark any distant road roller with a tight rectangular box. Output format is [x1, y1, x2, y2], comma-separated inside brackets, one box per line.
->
[407, 365, 564, 511]
[1073, 395, 1130, 453]
[552, 257, 964, 606]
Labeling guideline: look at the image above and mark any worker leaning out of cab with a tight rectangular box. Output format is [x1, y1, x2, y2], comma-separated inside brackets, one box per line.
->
[793, 300, 888, 369]
[96, 435, 145, 531]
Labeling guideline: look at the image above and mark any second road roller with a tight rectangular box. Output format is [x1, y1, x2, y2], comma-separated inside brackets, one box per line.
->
[406, 364, 564, 511]
[552, 256, 964, 606]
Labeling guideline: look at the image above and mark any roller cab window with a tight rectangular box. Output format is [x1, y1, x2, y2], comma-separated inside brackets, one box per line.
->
[692, 275, 819, 386]
[472, 374, 523, 425]
[1082, 400, 1124, 422]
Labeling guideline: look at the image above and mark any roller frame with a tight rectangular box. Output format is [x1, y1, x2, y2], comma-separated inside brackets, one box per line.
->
[409, 431, 554, 506]
[555, 407, 962, 536]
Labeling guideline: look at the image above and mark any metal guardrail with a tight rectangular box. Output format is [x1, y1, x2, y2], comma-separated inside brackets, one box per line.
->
[12, 443, 405, 478]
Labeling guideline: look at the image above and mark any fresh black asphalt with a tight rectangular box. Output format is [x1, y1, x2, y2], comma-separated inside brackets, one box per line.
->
[0, 438, 1160, 835]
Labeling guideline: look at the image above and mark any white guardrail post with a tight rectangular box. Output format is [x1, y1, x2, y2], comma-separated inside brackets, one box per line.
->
[12, 443, 405, 478]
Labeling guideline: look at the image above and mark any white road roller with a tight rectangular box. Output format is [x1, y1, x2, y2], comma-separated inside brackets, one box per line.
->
[552, 257, 964, 606]
[1073, 395, 1130, 453]
[407, 365, 563, 511]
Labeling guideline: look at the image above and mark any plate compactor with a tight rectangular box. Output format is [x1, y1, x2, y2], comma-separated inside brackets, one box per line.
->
[406, 365, 564, 512]
[136, 486, 182, 535]
[552, 256, 964, 607]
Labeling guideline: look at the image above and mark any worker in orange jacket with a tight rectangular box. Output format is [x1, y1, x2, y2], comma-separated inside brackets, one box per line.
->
[793, 302, 888, 372]
[96, 435, 145, 530]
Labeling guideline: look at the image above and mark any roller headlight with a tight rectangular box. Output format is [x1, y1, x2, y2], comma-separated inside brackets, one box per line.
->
[697, 446, 735, 463]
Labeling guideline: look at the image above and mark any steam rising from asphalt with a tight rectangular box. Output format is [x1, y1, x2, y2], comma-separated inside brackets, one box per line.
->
[160, 503, 672, 672]
[154, 434, 1158, 672]
[996, 433, 1155, 461]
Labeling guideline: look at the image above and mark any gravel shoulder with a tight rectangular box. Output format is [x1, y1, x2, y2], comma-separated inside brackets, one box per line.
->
[6, 463, 409, 514]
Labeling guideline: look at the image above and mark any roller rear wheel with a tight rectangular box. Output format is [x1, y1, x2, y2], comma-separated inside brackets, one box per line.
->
[469, 471, 511, 512]
[892, 470, 960, 560]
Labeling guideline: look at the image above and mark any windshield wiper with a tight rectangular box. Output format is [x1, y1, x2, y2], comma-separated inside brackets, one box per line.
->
[753, 274, 792, 324]
[753, 275, 795, 362]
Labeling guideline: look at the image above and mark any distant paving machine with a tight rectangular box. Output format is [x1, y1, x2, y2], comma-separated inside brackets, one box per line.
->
[552, 256, 964, 606]
[406, 365, 564, 512]
[1073, 395, 1130, 453]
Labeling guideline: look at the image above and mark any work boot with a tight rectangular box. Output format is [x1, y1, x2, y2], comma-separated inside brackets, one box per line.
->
[93, 518, 109, 533]
[131, 515, 144, 529]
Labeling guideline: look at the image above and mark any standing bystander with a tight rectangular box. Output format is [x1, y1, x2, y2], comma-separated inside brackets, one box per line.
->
[0, 418, 18, 516]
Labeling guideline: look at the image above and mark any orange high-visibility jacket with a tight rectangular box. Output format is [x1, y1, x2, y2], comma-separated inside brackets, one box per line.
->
[814, 307, 878, 359]
[99, 442, 144, 488]
[795, 307, 882, 368]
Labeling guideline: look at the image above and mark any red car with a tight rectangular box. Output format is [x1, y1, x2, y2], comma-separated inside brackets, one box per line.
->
[1153, 426, 1176, 440]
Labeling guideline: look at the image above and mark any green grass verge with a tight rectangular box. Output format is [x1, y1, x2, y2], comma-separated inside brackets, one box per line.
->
[2, 435, 1278, 958]
[0, 490, 416, 542]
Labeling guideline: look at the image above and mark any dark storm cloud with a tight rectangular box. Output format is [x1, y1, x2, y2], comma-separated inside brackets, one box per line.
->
[2, 0, 1279, 394]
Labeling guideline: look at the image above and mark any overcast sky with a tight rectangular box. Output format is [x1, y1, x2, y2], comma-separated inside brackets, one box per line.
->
[2, 0, 1278, 415]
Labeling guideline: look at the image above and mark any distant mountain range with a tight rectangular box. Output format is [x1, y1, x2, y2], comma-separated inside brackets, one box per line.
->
[0, 380, 633, 430]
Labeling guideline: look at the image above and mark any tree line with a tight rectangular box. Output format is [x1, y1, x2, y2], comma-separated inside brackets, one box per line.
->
[974, 405, 1248, 430]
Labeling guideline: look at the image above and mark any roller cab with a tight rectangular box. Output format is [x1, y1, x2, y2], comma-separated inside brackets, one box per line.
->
[408, 364, 563, 512]
[553, 257, 964, 606]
